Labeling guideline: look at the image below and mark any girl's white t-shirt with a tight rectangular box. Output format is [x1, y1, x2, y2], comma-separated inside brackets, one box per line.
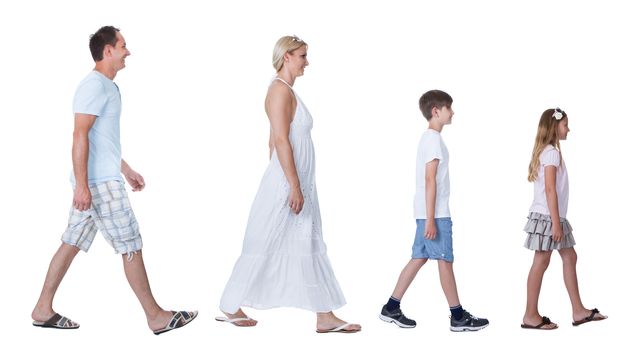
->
[414, 129, 450, 219]
[529, 145, 569, 217]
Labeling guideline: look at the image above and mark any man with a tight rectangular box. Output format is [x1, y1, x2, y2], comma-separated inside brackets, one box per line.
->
[31, 26, 197, 335]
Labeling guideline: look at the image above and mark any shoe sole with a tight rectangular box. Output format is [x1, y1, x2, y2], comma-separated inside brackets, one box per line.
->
[379, 314, 416, 328]
[450, 324, 489, 332]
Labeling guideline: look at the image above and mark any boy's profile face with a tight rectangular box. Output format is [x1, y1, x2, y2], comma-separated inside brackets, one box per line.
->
[433, 105, 454, 125]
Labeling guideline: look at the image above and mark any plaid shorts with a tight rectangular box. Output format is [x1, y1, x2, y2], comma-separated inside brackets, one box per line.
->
[61, 181, 143, 254]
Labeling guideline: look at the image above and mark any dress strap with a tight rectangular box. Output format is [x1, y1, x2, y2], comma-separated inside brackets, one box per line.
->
[273, 77, 294, 90]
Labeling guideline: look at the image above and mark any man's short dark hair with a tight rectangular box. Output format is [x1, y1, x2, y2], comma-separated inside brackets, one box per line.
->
[419, 90, 453, 121]
[89, 26, 120, 62]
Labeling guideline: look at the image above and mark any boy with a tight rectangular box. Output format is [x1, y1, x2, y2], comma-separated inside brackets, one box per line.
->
[379, 90, 488, 332]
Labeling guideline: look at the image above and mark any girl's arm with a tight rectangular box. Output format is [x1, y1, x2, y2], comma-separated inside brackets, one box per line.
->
[424, 159, 439, 240]
[265, 83, 303, 214]
[544, 165, 563, 242]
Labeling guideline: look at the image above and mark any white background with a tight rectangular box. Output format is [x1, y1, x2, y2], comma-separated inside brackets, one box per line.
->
[1, 0, 637, 348]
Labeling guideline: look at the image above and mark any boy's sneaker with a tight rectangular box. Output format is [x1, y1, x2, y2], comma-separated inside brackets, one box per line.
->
[450, 310, 489, 332]
[379, 305, 417, 328]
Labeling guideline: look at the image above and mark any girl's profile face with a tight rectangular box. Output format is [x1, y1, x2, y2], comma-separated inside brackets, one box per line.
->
[557, 117, 570, 140]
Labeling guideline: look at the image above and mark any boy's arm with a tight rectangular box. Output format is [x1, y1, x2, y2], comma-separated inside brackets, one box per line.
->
[424, 159, 439, 239]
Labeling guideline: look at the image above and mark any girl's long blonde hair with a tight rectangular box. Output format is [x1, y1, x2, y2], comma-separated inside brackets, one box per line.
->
[527, 108, 567, 182]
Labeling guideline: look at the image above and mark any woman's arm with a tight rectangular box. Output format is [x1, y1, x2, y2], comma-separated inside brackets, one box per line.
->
[265, 82, 303, 214]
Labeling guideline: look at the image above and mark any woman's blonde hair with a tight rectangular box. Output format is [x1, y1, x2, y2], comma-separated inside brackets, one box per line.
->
[527, 108, 567, 182]
[272, 35, 307, 72]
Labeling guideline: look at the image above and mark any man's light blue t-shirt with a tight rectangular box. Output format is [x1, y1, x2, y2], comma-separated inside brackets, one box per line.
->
[71, 70, 123, 185]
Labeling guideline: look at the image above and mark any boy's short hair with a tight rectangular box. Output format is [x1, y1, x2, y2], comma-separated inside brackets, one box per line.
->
[89, 26, 120, 62]
[419, 90, 453, 120]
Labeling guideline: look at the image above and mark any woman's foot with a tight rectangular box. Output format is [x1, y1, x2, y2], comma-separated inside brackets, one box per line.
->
[215, 308, 257, 327]
[316, 311, 361, 333]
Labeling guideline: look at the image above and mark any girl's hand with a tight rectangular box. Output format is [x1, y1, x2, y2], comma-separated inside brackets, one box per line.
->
[552, 225, 564, 242]
[424, 221, 437, 240]
[288, 187, 304, 214]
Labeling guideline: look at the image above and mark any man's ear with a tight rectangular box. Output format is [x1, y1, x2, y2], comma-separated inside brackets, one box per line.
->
[103, 45, 113, 59]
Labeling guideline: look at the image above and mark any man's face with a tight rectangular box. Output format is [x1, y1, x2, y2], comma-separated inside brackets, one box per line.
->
[108, 32, 130, 71]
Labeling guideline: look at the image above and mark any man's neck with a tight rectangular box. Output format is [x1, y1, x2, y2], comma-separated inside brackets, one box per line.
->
[94, 63, 117, 80]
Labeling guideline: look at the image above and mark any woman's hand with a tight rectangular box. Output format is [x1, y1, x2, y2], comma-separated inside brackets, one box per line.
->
[288, 186, 304, 214]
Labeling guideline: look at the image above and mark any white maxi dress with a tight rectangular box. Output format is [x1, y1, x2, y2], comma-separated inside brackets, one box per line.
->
[219, 78, 346, 313]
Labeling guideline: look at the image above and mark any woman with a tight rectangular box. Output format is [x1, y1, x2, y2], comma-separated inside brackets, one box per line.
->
[216, 36, 361, 333]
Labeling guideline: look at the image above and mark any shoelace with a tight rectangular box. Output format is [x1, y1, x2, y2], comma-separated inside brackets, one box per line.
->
[465, 312, 480, 321]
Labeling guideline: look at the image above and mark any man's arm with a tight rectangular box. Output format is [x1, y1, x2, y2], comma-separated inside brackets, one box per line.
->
[121, 159, 145, 192]
[72, 113, 96, 211]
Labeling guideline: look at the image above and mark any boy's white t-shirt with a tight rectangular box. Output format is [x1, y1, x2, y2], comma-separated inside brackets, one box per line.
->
[414, 129, 450, 219]
[529, 145, 569, 217]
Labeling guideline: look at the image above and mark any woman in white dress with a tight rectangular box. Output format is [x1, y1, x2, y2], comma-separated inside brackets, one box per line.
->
[216, 36, 361, 333]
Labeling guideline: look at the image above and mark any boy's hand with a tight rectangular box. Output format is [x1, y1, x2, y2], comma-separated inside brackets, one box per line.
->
[424, 221, 437, 240]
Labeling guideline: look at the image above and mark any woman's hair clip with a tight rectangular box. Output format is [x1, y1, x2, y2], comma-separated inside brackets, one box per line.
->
[291, 36, 302, 43]
[552, 108, 564, 120]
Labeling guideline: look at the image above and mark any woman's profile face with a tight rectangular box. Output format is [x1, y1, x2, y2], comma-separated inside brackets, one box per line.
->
[284, 46, 309, 77]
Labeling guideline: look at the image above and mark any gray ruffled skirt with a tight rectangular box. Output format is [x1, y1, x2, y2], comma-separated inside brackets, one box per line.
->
[523, 212, 576, 251]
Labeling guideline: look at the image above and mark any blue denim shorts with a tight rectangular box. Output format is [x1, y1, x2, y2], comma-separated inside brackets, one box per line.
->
[411, 218, 454, 262]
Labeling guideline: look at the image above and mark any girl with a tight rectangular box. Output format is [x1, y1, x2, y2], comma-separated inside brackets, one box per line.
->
[215, 36, 361, 333]
[521, 108, 607, 330]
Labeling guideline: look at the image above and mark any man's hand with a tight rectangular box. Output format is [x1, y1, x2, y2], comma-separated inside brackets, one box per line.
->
[124, 169, 145, 192]
[73, 185, 92, 211]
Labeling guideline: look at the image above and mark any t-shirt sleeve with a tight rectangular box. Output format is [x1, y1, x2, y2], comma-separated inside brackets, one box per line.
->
[73, 78, 106, 117]
[422, 134, 443, 164]
[541, 148, 561, 168]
